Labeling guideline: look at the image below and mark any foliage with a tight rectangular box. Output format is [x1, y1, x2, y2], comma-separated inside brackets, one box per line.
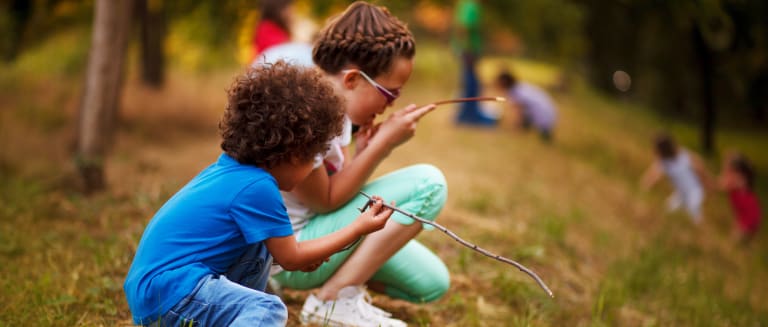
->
[578, 0, 768, 125]
[482, 0, 585, 66]
[4, 0, 766, 128]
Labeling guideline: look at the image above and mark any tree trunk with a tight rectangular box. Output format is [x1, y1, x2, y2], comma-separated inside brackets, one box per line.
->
[1, 0, 32, 62]
[693, 26, 716, 156]
[748, 72, 767, 123]
[137, 0, 166, 88]
[75, 0, 134, 192]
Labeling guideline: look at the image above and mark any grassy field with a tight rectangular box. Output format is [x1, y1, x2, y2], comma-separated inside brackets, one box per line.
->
[1, 32, 767, 326]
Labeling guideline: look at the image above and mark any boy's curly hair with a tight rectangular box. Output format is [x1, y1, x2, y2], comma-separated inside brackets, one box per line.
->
[220, 61, 345, 168]
[312, 1, 415, 78]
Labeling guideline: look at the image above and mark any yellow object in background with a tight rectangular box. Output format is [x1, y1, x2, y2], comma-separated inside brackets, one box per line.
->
[236, 9, 259, 66]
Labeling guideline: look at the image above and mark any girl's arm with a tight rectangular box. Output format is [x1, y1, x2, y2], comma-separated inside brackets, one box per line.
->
[289, 140, 389, 213]
[690, 152, 714, 190]
[291, 104, 435, 213]
[716, 155, 732, 191]
[640, 161, 662, 191]
[265, 198, 393, 271]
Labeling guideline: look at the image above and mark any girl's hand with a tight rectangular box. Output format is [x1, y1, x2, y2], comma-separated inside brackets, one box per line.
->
[353, 196, 394, 235]
[368, 104, 436, 151]
[354, 123, 379, 154]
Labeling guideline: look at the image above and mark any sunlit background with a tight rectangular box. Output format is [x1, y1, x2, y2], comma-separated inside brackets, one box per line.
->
[1, 0, 766, 325]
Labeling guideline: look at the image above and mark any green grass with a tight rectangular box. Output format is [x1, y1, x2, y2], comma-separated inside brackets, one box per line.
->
[1, 33, 768, 326]
[596, 233, 768, 326]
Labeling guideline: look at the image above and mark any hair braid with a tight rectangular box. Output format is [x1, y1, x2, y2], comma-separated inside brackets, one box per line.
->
[313, 1, 415, 77]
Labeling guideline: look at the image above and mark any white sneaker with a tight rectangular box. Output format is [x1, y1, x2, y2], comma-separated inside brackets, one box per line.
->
[300, 286, 407, 327]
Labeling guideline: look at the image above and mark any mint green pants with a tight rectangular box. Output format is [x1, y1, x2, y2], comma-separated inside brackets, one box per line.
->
[274, 164, 450, 303]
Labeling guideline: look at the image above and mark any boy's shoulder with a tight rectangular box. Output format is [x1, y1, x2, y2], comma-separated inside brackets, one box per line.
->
[192, 153, 276, 191]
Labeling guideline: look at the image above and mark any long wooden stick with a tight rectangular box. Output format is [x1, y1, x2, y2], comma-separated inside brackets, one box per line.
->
[431, 96, 507, 106]
[358, 191, 554, 298]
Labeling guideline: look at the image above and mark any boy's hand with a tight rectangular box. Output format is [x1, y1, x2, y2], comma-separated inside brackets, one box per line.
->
[300, 257, 330, 272]
[354, 196, 394, 235]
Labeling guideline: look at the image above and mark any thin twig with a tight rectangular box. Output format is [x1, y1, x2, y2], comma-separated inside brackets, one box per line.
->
[431, 96, 507, 106]
[358, 191, 554, 298]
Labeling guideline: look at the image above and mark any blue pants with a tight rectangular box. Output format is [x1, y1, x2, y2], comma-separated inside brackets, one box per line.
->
[149, 243, 287, 326]
[455, 52, 497, 126]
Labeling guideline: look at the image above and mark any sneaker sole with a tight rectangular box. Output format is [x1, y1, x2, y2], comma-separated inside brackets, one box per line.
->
[299, 311, 367, 327]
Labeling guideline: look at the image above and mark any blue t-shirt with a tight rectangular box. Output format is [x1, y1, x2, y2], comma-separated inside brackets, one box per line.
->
[123, 153, 294, 324]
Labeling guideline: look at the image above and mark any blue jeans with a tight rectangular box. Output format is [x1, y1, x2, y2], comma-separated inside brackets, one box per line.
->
[455, 52, 497, 126]
[149, 243, 287, 327]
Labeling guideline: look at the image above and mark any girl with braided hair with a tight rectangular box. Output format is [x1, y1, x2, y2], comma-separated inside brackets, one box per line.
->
[268, 2, 450, 326]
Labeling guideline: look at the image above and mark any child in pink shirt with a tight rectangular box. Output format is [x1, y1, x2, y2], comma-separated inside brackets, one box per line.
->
[719, 152, 762, 242]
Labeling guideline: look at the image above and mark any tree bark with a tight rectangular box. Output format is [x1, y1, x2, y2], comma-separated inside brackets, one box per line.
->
[1, 0, 32, 62]
[693, 26, 716, 156]
[75, 0, 134, 192]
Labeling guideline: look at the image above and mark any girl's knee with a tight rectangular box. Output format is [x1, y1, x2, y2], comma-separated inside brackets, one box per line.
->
[411, 164, 447, 218]
[412, 164, 447, 189]
[378, 164, 447, 226]
[408, 257, 450, 303]
[419, 271, 450, 303]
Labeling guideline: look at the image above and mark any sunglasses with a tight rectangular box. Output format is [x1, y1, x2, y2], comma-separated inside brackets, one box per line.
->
[343, 69, 401, 105]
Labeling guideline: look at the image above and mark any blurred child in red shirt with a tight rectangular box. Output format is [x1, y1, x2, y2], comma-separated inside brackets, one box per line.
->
[252, 0, 294, 60]
[719, 152, 762, 242]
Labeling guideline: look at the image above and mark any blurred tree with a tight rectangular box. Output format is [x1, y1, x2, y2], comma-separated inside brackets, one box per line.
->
[305, 0, 349, 18]
[482, 0, 585, 67]
[0, 0, 32, 61]
[693, 23, 717, 155]
[136, 0, 166, 88]
[75, 0, 133, 192]
[1, 0, 96, 62]
[578, 0, 768, 154]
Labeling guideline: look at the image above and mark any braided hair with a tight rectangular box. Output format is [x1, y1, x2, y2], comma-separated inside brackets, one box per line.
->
[312, 1, 415, 78]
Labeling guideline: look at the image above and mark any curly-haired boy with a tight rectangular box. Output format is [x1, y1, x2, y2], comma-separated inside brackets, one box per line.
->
[123, 61, 395, 326]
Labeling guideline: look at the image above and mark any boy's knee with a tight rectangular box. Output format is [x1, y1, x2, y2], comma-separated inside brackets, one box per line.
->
[269, 298, 288, 321]
[253, 294, 288, 325]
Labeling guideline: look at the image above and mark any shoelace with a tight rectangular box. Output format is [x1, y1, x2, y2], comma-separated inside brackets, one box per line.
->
[357, 290, 393, 318]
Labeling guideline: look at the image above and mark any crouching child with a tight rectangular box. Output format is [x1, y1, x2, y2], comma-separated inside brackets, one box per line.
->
[123, 61, 395, 326]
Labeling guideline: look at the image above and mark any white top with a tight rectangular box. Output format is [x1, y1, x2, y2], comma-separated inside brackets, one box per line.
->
[251, 42, 314, 68]
[507, 82, 557, 129]
[660, 149, 702, 197]
[281, 117, 353, 232]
